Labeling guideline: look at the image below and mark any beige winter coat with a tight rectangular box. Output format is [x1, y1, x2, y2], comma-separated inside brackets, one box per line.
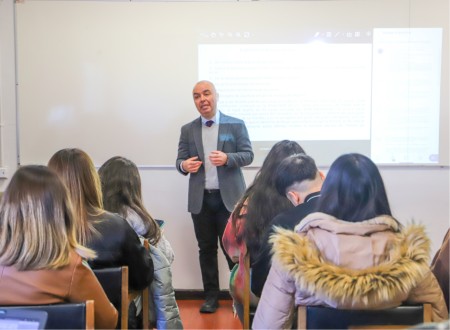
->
[253, 213, 448, 329]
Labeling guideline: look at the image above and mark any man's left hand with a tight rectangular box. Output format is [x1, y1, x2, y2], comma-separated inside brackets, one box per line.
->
[209, 151, 228, 167]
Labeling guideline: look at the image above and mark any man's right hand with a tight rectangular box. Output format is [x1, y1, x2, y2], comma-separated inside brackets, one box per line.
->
[182, 156, 203, 173]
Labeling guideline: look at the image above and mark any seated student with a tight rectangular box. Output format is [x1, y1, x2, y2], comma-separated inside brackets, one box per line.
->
[251, 153, 324, 298]
[48, 149, 153, 292]
[98, 156, 183, 329]
[0, 165, 118, 329]
[432, 229, 449, 312]
[253, 153, 448, 329]
[222, 140, 305, 324]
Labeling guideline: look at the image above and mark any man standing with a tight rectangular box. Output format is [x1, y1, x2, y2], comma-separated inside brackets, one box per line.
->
[251, 153, 323, 297]
[176, 80, 254, 313]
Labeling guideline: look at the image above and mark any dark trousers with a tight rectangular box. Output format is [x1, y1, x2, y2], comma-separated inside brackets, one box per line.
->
[191, 190, 234, 300]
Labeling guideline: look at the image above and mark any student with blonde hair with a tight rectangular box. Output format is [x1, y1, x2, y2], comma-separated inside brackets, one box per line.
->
[48, 149, 153, 292]
[0, 165, 118, 329]
[99, 156, 182, 329]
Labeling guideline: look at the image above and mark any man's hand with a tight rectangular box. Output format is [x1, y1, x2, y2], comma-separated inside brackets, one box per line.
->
[209, 151, 228, 167]
[182, 156, 203, 173]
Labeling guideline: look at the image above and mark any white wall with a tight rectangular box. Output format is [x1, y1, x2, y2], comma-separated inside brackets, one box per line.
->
[1, 0, 449, 291]
[0, 0, 18, 184]
[13, 0, 450, 168]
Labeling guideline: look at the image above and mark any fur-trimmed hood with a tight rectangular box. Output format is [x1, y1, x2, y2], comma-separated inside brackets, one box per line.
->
[270, 213, 431, 309]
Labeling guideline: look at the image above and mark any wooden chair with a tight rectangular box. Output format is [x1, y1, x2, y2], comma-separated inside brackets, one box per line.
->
[141, 239, 150, 329]
[94, 241, 150, 330]
[243, 252, 256, 329]
[298, 303, 432, 329]
[1, 300, 95, 329]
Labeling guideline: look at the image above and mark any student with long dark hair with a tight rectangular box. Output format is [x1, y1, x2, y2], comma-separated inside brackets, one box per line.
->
[253, 153, 448, 328]
[99, 156, 182, 329]
[222, 140, 305, 323]
[98, 156, 161, 245]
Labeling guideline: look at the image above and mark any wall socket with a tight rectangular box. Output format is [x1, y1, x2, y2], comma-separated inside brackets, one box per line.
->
[0, 168, 7, 179]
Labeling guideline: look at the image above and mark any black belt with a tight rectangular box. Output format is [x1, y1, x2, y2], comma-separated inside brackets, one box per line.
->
[205, 189, 220, 194]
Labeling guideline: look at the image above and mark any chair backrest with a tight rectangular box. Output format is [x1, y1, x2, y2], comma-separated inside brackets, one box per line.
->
[243, 252, 251, 329]
[1, 300, 94, 330]
[93, 244, 151, 330]
[93, 266, 128, 329]
[298, 304, 432, 329]
[127, 239, 150, 329]
[141, 239, 150, 329]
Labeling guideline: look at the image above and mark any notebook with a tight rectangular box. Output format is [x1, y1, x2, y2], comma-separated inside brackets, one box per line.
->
[0, 308, 48, 330]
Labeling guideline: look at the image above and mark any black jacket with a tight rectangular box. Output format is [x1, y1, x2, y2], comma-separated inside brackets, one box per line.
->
[87, 211, 153, 291]
[251, 192, 320, 296]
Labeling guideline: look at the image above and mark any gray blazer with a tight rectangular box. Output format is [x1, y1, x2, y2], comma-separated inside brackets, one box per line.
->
[176, 112, 254, 214]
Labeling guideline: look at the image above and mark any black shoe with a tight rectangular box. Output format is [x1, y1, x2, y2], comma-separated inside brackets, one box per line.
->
[199, 298, 219, 313]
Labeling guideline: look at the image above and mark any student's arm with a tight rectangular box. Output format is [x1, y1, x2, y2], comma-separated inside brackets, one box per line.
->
[222, 216, 240, 263]
[407, 270, 449, 322]
[122, 222, 154, 291]
[69, 257, 118, 330]
[176, 124, 193, 175]
[252, 260, 296, 329]
[431, 229, 450, 311]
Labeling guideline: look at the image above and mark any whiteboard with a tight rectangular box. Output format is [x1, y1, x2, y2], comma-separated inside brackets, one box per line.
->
[15, 0, 449, 166]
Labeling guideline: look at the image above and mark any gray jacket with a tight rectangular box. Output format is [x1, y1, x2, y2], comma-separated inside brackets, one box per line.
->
[176, 112, 254, 213]
[148, 244, 183, 329]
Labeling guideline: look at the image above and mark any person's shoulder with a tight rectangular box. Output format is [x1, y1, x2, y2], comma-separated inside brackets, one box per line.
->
[179, 118, 201, 136]
[124, 207, 141, 222]
[98, 212, 142, 245]
[271, 202, 318, 231]
[64, 250, 84, 271]
[96, 211, 124, 222]
[220, 112, 245, 124]
[58, 251, 90, 281]
[94, 211, 132, 230]
[107, 211, 135, 229]
[270, 207, 301, 230]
